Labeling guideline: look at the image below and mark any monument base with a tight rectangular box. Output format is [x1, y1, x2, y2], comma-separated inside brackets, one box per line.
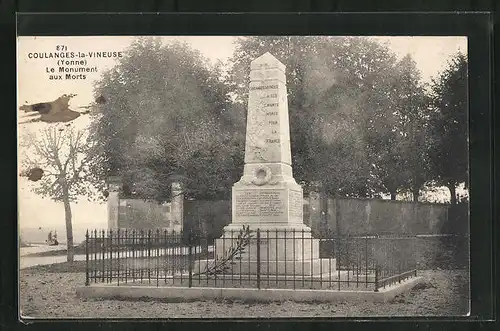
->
[222, 223, 312, 233]
[193, 235, 336, 278]
[193, 258, 336, 276]
[231, 163, 305, 227]
[214, 232, 319, 260]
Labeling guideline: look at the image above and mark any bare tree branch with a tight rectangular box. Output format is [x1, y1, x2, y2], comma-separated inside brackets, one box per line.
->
[19, 124, 104, 262]
[21, 125, 102, 200]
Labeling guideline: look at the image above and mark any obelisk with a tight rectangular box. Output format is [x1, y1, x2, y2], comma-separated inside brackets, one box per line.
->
[206, 53, 335, 276]
[223, 52, 311, 234]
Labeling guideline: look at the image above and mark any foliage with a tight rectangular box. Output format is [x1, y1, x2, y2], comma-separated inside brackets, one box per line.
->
[381, 54, 432, 201]
[87, 36, 467, 204]
[19, 125, 104, 202]
[228, 36, 427, 198]
[428, 52, 468, 204]
[90, 38, 243, 202]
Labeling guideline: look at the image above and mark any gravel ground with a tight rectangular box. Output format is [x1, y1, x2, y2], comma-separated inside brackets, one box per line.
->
[19, 266, 469, 319]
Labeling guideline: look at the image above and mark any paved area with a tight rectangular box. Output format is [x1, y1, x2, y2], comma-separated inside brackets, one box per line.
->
[19, 244, 214, 269]
[20, 245, 67, 257]
[19, 245, 77, 269]
[20, 254, 87, 269]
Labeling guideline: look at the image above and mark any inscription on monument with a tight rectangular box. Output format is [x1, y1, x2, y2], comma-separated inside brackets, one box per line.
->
[235, 191, 259, 216]
[245, 60, 285, 164]
[250, 238, 269, 244]
[250, 84, 278, 90]
[288, 190, 303, 218]
[235, 190, 285, 217]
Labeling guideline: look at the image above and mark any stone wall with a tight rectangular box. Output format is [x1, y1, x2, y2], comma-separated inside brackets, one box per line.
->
[183, 200, 232, 237]
[183, 199, 467, 270]
[182, 196, 451, 238]
[307, 197, 450, 236]
[117, 199, 174, 229]
[113, 193, 451, 237]
[111, 195, 467, 270]
[107, 180, 183, 231]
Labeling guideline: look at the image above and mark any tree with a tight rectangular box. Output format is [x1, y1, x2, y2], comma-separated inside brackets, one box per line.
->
[428, 52, 468, 205]
[227, 36, 405, 198]
[348, 43, 402, 200]
[390, 54, 431, 201]
[90, 38, 242, 201]
[19, 125, 104, 261]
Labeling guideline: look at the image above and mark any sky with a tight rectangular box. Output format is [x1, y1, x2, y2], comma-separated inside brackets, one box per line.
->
[16, 35, 468, 240]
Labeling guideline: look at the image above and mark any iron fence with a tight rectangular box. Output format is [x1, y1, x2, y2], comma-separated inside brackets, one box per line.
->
[85, 228, 417, 292]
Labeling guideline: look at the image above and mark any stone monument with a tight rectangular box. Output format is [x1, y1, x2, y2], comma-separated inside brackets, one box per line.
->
[198, 53, 336, 277]
[224, 52, 307, 233]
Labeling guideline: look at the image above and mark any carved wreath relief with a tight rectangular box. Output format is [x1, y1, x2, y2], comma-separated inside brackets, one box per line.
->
[252, 166, 272, 185]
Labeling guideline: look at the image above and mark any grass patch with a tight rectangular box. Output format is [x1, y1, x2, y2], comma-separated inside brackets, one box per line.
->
[411, 280, 437, 291]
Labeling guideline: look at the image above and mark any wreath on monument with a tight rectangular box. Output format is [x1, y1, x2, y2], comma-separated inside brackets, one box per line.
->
[251, 165, 272, 185]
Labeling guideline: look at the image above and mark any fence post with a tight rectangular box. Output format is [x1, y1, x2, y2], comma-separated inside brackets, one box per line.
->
[147, 229, 151, 284]
[85, 230, 89, 286]
[365, 235, 368, 286]
[101, 230, 105, 282]
[256, 228, 261, 290]
[374, 264, 379, 292]
[110, 229, 114, 284]
[398, 260, 402, 283]
[188, 230, 193, 288]
[117, 229, 120, 286]
[93, 230, 97, 283]
[413, 236, 418, 277]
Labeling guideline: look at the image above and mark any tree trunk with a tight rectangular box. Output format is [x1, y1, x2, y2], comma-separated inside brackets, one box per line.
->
[319, 185, 328, 235]
[447, 183, 457, 206]
[62, 185, 74, 262]
[412, 187, 419, 202]
[334, 198, 340, 235]
[390, 191, 397, 200]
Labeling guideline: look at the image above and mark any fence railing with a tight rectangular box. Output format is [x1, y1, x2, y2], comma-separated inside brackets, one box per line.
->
[85, 228, 417, 292]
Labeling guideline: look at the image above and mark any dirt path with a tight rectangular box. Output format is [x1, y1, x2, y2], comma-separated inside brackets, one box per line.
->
[19, 268, 469, 319]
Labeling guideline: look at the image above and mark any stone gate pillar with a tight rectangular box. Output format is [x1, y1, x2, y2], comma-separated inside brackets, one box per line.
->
[171, 181, 184, 232]
[107, 176, 121, 229]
